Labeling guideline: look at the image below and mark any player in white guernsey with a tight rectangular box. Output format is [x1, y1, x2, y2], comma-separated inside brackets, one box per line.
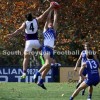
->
[6, 4, 55, 78]
[33, 8, 58, 89]
[74, 42, 100, 97]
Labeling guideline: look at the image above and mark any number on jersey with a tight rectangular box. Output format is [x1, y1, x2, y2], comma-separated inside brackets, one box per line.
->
[89, 61, 97, 69]
[29, 23, 34, 31]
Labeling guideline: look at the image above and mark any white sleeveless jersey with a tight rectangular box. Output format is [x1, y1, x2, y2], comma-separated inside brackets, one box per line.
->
[25, 19, 38, 34]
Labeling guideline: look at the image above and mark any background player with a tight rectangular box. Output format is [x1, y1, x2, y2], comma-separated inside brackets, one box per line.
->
[70, 51, 100, 100]
[74, 42, 100, 95]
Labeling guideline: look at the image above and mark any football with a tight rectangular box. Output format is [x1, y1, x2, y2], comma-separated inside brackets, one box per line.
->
[51, 2, 60, 9]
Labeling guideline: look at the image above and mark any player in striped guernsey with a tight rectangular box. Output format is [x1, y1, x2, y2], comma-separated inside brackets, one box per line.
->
[33, 7, 58, 89]
[6, 4, 55, 79]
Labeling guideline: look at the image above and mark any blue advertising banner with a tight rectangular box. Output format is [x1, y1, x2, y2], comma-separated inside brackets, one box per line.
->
[0, 67, 52, 82]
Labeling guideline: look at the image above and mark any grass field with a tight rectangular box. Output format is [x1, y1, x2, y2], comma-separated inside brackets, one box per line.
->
[0, 82, 100, 100]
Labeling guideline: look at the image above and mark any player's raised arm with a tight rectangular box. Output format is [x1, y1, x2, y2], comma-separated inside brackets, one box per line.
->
[36, 3, 55, 22]
[43, 9, 53, 31]
[74, 53, 82, 71]
[53, 9, 58, 31]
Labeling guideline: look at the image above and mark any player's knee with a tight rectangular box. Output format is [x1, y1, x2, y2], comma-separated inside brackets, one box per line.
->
[45, 60, 51, 66]
[78, 86, 83, 91]
[44, 62, 51, 68]
[46, 63, 51, 67]
[24, 52, 30, 59]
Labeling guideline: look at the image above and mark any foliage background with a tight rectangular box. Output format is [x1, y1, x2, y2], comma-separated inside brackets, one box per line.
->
[0, 0, 100, 66]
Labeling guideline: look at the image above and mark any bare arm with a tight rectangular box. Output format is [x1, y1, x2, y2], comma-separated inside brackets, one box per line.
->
[36, 4, 54, 22]
[7, 22, 25, 38]
[43, 9, 53, 31]
[53, 9, 58, 31]
[74, 53, 82, 71]
[79, 63, 87, 80]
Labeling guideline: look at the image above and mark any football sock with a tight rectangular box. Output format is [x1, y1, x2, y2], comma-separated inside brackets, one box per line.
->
[88, 94, 92, 99]
[36, 71, 41, 76]
[81, 89, 85, 95]
[69, 97, 73, 100]
[23, 70, 26, 74]
[38, 78, 44, 84]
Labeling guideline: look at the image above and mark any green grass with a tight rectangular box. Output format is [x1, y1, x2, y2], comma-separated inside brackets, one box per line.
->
[0, 82, 100, 100]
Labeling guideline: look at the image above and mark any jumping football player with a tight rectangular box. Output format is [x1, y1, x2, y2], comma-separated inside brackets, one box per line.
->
[33, 4, 59, 89]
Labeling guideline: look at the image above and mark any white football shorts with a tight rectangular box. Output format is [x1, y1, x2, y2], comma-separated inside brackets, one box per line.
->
[24, 40, 41, 52]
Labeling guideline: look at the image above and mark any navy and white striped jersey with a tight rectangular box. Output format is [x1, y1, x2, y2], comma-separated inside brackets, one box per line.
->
[81, 50, 87, 65]
[81, 50, 93, 65]
[43, 28, 56, 48]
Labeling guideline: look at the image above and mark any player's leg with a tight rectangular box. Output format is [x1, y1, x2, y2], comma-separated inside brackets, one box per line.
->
[41, 66, 51, 79]
[37, 67, 50, 90]
[76, 66, 86, 89]
[76, 75, 86, 96]
[38, 47, 53, 77]
[39, 54, 51, 73]
[76, 76, 85, 95]
[81, 76, 86, 96]
[76, 68, 87, 95]
[70, 81, 88, 100]
[38, 57, 52, 83]
[21, 52, 30, 78]
[87, 86, 93, 100]
[21, 40, 41, 79]
[36, 54, 52, 90]
[36, 53, 51, 80]
[21, 41, 32, 79]
[81, 88, 85, 95]
[33, 54, 51, 83]
[87, 80, 100, 100]
[76, 76, 83, 89]
[34, 46, 53, 90]
[34, 46, 51, 82]
[81, 69, 87, 95]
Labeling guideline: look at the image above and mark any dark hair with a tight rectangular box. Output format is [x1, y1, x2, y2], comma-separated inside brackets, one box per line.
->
[25, 13, 33, 21]
[86, 51, 94, 59]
